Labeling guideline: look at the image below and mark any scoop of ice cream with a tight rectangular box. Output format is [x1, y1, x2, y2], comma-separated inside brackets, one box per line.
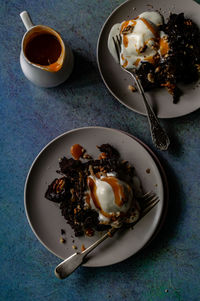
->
[85, 172, 135, 225]
[108, 11, 169, 69]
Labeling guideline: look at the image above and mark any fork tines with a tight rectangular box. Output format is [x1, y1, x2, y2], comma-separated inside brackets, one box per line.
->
[112, 34, 122, 62]
[143, 197, 159, 214]
[139, 191, 156, 202]
[140, 192, 160, 217]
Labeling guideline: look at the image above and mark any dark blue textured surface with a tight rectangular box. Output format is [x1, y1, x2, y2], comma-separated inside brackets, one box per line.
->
[0, 1, 200, 300]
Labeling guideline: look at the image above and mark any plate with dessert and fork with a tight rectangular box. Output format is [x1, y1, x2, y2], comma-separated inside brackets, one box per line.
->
[24, 127, 168, 267]
[97, 0, 200, 118]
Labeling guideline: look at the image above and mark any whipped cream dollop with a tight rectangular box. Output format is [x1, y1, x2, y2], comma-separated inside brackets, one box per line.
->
[108, 11, 169, 69]
[85, 172, 139, 227]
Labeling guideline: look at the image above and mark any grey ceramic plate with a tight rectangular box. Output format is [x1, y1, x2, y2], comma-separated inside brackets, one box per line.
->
[24, 127, 165, 267]
[97, 0, 200, 118]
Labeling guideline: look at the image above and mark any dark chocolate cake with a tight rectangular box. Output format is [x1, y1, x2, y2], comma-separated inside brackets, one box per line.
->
[136, 13, 200, 103]
[45, 144, 137, 237]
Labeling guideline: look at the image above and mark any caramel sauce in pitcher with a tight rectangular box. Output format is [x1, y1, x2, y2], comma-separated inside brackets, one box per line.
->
[25, 34, 62, 66]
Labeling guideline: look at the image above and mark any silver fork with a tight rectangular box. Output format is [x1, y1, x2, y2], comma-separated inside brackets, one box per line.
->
[54, 191, 160, 279]
[112, 35, 170, 151]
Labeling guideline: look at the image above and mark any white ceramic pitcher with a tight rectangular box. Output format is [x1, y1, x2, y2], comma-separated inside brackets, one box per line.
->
[20, 11, 74, 87]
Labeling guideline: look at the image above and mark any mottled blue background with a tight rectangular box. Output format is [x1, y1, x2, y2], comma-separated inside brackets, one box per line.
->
[0, 1, 200, 300]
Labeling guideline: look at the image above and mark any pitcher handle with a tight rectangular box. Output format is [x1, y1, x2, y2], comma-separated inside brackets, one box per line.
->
[20, 11, 34, 31]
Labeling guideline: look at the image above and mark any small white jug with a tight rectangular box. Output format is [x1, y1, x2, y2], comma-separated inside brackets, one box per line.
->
[20, 11, 74, 87]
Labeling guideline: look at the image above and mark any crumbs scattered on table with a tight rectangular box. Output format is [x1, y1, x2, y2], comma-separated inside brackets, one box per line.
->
[72, 245, 77, 250]
[146, 168, 151, 174]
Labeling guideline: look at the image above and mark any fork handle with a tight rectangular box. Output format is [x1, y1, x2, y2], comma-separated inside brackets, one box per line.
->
[130, 73, 170, 151]
[54, 194, 159, 279]
[55, 228, 117, 279]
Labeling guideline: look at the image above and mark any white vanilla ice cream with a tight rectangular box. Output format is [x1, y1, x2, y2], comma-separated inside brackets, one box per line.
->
[108, 11, 169, 70]
[85, 172, 140, 227]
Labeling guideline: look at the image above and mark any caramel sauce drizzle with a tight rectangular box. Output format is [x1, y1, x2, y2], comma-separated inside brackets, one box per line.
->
[101, 177, 125, 207]
[123, 59, 128, 68]
[85, 192, 91, 206]
[134, 58, 141, 67]
[70, 144, 84, 160]
[120, 16, 170, 68]
[81, 244, 86, 251]
[123, 35, 129, 48]
[47, 61, 62, 72]
[99, 152, 107, 160]
[120, 19, 137, 33]
[120, 21, 131, 33]
[159, 37, 169, 56]
[140, 18, 159, 37]
[121, 19, 137, 48]
[87, 176, 126, 219]
[87, 177, 114, 218]
[144, 55, 156, 64]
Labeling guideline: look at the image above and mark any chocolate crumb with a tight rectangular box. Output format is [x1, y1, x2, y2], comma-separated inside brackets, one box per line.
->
[85, 228, 94, 237]
[61, 229, 65, 235]
[146, 168, 151, 174]
[128, 85, 137, 92]
[83, 153, 92, 159]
